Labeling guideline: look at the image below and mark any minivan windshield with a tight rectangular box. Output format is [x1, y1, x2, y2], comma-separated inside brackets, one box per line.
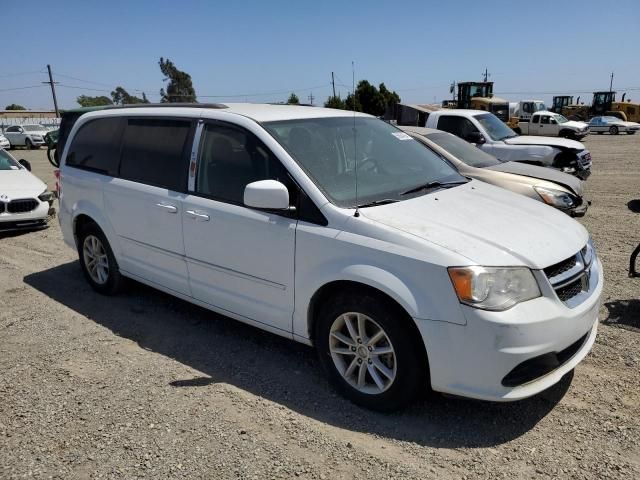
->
[425, 131, 502, 168]
[475, 113, 518, 141]
[263, 117, 466, 207]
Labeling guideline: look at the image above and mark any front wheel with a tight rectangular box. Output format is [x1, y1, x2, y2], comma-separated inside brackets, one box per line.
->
[609, 126, 619, 135]
[627, 131, 635, 135]
[315, 291, 427, 411]
[25, 138, 33, 149]
[77, 223, 123, 295]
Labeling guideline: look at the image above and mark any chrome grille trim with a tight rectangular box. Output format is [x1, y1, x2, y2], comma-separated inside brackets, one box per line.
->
[544, 245, 597, 308]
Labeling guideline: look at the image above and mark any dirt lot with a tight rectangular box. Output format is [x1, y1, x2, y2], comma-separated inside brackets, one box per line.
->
[1, 135, 639, 479]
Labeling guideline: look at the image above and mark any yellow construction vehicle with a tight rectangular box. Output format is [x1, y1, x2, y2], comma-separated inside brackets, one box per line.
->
[559, 91, 640, 122]
[454, 81, 510, 122]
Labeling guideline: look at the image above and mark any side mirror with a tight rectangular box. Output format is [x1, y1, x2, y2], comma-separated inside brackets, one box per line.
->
[18, 159, 31, 171]
[466, 132, 485, 144]
[244, 180, 290, 210]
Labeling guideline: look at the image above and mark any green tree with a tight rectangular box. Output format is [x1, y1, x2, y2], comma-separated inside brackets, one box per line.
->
[324, 95, 346, 110]
[344, 93, 362, 112]
[111, 86, 150, 105]
[76, 95, 113, 107]
[354, 80, 385, 116]
[287, 93, 300, 105]
[378, 83, 401, 109]
[159, 57, 197, 103]
[5, 104, 26, 110]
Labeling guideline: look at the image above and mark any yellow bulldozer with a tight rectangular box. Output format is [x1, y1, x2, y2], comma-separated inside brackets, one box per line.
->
[441, 82, 510, 122]
[556, 92, 640, 122]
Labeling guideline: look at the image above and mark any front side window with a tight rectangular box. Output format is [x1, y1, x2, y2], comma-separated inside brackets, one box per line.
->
[119, 118, 191, 191]
[196, 123, 291, 205]
[66, 117, 123, 175]
[475, 113, 517, 141]
[264, 117, 463, 208]
[425, 132, 501, 168]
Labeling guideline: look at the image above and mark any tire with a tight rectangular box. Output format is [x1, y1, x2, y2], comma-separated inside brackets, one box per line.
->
[609, 126, 619, 135]
[597, 131, 604, 135]
[627, 131, 635, 135]
[559, 130, 575, 140]
[77, 222, 123, 295]
[25, 138, 33, 149]
[314, 290, 427, 411]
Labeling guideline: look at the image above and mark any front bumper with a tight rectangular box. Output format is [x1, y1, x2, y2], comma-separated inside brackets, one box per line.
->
[565, 199, 589, 217]
[0, 140, 9, 149]
[416, 257, 603, 402]
[0, 200, 51, 232]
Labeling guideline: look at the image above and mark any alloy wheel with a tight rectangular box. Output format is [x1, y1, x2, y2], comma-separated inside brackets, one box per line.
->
[329, 312, 397, 394]
[82, 235, 110, 285]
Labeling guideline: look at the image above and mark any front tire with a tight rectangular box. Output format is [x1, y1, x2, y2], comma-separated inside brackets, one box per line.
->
[610, 126, 619, 135]
[314, 291, 427, 411]
[25, 138, 33, 149]
[77, 223, 123, 295]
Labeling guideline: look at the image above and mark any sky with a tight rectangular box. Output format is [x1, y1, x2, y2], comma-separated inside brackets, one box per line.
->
[2, 0, 640, 111]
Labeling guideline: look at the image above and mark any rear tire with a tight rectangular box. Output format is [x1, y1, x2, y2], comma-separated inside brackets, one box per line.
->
[77, 222, 123, 295]
[609, 126, 619, 135]
[314, 290, 427, 411]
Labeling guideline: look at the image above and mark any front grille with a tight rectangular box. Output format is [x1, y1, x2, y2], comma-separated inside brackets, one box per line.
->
[7, 198, 38, 213]
[544, 256, 578, 280]
[556, 278, 584, 302]
[544, 247, 595, 308]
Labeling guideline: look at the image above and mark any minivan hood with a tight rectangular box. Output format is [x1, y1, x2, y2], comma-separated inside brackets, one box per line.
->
[486, 161, 584, 196]
[504, 136, 584, 150]
[361, 181, 587, 269]
[0, 169, 46, 198]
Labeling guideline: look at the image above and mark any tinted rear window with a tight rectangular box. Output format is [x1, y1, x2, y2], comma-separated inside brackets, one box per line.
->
[119, 118, 192, 191]
[65, 117, 123, 175]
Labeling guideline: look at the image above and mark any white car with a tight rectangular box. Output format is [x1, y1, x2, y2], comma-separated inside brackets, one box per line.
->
[3, 124, 48, 149]
[0, 149, 54, 232]
[588, 116, 640, 135]
[0, 134, 10, 149]
[58, 104, 602, 410]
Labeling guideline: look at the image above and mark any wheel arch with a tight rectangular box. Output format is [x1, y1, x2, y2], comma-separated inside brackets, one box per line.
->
[307, 279, 430, 370]
[69, 201, 118, 254]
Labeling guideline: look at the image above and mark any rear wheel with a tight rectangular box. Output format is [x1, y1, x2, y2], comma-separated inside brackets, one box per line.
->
[609, 126, 619, 135]
[77, 223, 123, 295]
[314, 290, 427, 411]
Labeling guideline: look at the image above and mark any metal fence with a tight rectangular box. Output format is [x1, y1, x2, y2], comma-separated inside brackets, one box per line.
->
[0, 116, 61, 133]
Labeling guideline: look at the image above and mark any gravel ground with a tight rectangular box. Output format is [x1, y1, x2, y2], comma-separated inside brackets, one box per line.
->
[1, 135, 639, 479]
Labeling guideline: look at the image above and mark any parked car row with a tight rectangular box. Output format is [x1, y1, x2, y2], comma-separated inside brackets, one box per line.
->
[47, 103, 601, 411]
[1, 124, 52, 149]
[588, 116, 640, 135]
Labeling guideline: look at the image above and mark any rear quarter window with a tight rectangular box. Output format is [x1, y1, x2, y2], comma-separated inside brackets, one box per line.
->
[119, 118, 192, 191]
[65, 117, 124, 175]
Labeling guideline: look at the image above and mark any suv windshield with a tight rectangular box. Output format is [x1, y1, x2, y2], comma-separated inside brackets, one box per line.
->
[263, 117, 465, 207]
[0, 149, 20, 170]
[23, 125, 45, 132]
[475, 113, 518, 141]
[425, 131, 501, 168]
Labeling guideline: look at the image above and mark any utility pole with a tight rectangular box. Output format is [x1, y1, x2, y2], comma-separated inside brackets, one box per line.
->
[308, 92, 315, 105]
[609, 71, 614, 92]
[331, 72, 336, 98]
[43, 64, 59, 117]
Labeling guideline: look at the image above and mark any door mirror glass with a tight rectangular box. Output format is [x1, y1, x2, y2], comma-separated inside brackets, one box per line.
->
[244, 180, 290, 210]
[18, 159, 31, 171]
[466, 131, 485, 144]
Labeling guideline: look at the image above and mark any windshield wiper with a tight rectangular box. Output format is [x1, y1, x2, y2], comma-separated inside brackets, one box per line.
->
[355, 199, 399, 208]
[400, 179, 468, 196]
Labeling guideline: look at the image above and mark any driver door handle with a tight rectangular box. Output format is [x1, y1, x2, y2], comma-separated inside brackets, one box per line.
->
[185, 209, 210, 221]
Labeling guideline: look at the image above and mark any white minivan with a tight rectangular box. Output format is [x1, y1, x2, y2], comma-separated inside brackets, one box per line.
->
[59, 104, 602, 411]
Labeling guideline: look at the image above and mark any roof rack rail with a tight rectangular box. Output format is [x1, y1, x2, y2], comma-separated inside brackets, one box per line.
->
[106, 102, 228, 110]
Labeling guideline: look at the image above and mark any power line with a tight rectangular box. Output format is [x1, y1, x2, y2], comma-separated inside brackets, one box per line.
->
[0, 85, 46, 92]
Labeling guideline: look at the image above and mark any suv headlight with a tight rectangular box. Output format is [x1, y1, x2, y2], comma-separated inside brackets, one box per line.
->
[534, 186, 576, 209]
[448, 266, 541, 311]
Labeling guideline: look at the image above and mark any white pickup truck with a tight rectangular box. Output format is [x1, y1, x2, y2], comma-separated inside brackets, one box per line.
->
[424, 110, 592, 179]
[515, 111, 590, 139]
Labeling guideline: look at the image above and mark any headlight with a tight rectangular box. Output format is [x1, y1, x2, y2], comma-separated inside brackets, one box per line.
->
[448, 266, 541, 311]
[38, 190, 54, 202]
[534, 186, 576, 209]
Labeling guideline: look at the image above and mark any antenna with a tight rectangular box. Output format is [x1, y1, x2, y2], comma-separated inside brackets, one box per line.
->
[352, 61, 359, 217]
